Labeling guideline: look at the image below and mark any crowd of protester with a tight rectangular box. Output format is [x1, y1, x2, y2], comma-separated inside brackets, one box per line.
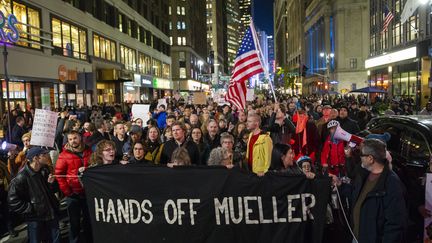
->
[0, 93, 431, 243]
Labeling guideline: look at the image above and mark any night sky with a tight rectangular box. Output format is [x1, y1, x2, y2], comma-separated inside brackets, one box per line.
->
[253, 0, 275, 35]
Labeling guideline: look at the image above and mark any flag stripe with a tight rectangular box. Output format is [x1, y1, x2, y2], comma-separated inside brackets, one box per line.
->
[225, 22, 264, 110]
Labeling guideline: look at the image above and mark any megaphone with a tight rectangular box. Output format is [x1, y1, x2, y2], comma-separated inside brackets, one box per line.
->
[1, 141, 17, 151]
[333, 126, 364, 144]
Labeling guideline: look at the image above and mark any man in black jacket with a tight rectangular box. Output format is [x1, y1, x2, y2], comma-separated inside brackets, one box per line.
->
[337, 105, 360, 135]
[160, 122, 201, 165]
[8, 147, 60, 243]
[351, 139, 407, 243]
[11, 116, 26, 148]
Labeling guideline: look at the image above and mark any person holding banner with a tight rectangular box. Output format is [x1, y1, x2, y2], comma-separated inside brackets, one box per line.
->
[55, 131, 92, 243]
[8, 147, 60, 243]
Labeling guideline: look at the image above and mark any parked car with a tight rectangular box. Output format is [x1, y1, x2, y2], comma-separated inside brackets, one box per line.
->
[365, 115, 432, 241]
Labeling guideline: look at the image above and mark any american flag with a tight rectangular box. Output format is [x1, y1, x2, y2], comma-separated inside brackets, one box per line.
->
[225, 23, 264, 110]
[382, 5, 394, 33]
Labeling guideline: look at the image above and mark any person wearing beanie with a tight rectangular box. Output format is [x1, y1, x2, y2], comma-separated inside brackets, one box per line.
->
[337, 105, 360, 135]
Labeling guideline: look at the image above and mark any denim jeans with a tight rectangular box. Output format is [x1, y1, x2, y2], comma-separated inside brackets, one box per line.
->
[27, 218, 60, 243]
[66, 195, 92, 243]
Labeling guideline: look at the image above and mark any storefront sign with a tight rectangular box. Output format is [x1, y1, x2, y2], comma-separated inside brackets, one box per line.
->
[141, 75, 153, 87]
[153, 78, 172, 90]
[0, 11, 19, 43]
[365, 46, 417, 69]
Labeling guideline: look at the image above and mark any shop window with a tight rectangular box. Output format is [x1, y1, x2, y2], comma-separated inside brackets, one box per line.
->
[400, 72, 409, 96]
[51, 17, 87, 60]
[120, 45, 136, 71]
[93, 34, 116, 62]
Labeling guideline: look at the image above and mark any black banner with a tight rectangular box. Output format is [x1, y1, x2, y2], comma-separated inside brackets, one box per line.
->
[82, 164, 331, 243]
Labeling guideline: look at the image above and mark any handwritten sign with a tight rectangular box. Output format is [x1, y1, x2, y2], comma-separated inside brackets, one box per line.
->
[131, 104, 150, 125]
[30, 109, 58, 147]
[158, 99, 167, 109]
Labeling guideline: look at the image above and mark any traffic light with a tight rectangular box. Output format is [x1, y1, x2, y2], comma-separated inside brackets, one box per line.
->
[301, 65, 308, 77]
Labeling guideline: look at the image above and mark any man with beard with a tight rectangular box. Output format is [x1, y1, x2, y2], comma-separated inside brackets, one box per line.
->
[159, 122, 201, 165]
[203, 119, 221, 150]
[55, 131, 92, 243]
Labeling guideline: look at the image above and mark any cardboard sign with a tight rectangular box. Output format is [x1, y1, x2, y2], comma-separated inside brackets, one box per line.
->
[158, 99, 167, 109]
[193, 92, 207, 105]
[30, 109, 58, 147]
[131, 104, 150, 124]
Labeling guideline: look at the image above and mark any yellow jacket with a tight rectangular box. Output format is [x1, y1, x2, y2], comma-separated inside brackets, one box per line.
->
[246, 132, 273, 174]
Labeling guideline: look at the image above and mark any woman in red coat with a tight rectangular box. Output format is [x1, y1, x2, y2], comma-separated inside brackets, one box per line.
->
[321, 120, 345, 176]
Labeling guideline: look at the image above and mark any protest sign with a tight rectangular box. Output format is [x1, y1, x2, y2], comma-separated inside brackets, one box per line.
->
[193, 92, 207, 105]
[30, 109, 58, 147]
[82, 165, 330, 243]
[131, 104, 150, 124]
[158, 99, 167, 109]
[246, 89, 255, 101]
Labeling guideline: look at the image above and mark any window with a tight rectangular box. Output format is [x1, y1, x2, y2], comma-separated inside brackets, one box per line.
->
[52, 17, 87, 60]
[162, 63, 170, 78]
[407, 14, 419, 42]
[169, 37, 172, 45]
[118, 13, 123, 32]
[177, 37, 181, 45]
[393, 22, 402, 46]
[177, 6, 181, 15]
[349, 58, 357, 69]
[5, 1, 41, 49]
[169, 22, 172, 30]
[182, 37, 186, 45]
[93, 34, 116, 61]
[168, 6, 171, 15]
[405, 131, 431, 165]
[138, 52, 151, 74]
[120, 45, 136, 71]
[179, 67, 186, 78]
[181, 7, 185, 15]
[152, 59, 162, 77]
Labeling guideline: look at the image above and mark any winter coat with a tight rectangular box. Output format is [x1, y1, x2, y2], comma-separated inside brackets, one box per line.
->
[320, 135, 345, 175]
[351, 166, 407, 243]
[337, 117, 360, 135]
[153, 111, 167, 129]
[55, 145, 91, 197]
[246, 131, 273, 174]
[8, 164, 59, 221]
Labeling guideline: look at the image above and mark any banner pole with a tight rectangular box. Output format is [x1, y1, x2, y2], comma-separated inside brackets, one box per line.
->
[249, 19, 278, 103]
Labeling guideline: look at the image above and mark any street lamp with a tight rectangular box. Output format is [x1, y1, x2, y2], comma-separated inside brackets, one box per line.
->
[198, 60, 204, 91]
[319, 52, 335, 90]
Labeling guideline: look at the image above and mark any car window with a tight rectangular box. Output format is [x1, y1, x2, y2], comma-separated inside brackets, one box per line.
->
[369, 124, 402, 153]
[404, 130, 431, 166]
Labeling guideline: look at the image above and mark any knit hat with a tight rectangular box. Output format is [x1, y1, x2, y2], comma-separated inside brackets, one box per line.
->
[366, 132, 391, 143]
[26, 146, 49, 161]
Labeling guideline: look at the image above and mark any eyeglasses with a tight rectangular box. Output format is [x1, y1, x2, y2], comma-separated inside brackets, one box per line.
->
[103, 148, 115, 152]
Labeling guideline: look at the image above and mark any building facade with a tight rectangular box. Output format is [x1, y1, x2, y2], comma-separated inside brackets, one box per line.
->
[0, 0, 171, 112]
[366, 0, 431, 107]
[239, 0, 252, 39]
[169, 0, 209, 93]
[226, 0, 240, 73]
[303, 0, 369, 95]
[206, 0, 228, 83]
[273, 0, 288, 73]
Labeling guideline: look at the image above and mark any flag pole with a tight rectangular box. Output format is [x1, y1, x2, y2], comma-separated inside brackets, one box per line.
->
[249, 19, 278, 103]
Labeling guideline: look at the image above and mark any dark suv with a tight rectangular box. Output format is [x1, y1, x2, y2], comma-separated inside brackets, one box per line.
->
[366, 115, 432, 241]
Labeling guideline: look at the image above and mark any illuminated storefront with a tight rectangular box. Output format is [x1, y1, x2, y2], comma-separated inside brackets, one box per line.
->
[152, 77, 173, 98]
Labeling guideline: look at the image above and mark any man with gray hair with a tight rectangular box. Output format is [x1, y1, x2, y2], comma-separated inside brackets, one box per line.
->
[351, 139, 407, 243]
